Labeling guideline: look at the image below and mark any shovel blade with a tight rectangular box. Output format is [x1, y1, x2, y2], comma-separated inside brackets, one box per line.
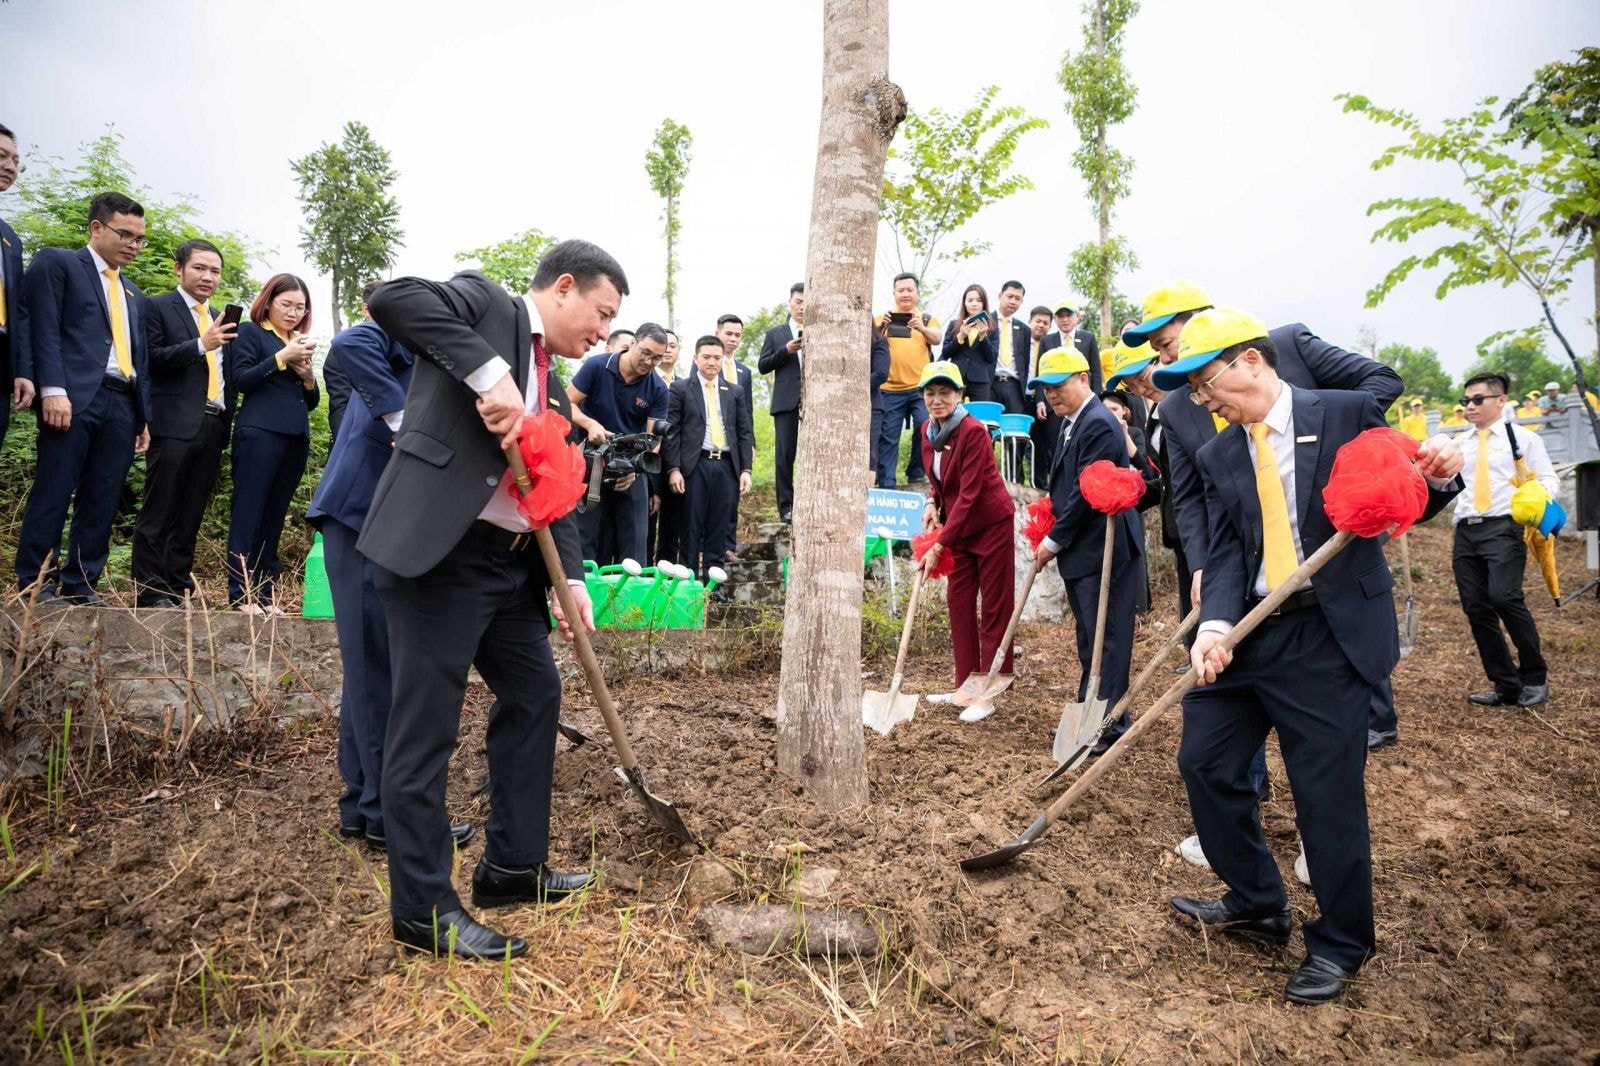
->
[557, 719, 592, 747]
[958, 813, 1050, 872]
[1398, 606, 1419, 659]
[1039, 744, 1093, 786]
[862, 690, 918, 736]
[614, 765, 696, 846]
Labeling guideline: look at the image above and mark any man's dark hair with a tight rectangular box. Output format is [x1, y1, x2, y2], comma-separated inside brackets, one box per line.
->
[635, 322, 669, 347]
[1000, 280, 1025, 295]
[1100, 389, 1131, 410]
[174, 238, 223, 268]
[607, 329, 635, 346]
[530, 238, 630, 296]
[361, 279, 384, 305]
[1028, 305, 1053, 320]
[1464, 371, 1510, 396]
[0, 123, 15, 143]
[694, 335, 723, 354]
[892, 272, 919, 288]
[1219, 335, 1278, 369]
[790, 282, 805, 297]
[89, 191, 145, 225]
[663, 328, 678, 340]
[716, 314, 743, 329]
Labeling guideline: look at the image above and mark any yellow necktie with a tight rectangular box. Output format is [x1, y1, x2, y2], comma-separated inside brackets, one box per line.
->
[1474, 429, 1492, 513]
[195, 303, 220, 402]
[1211, 412, 1228, 433]
[1250, 422, 1297, 591]
[705, 379, 726, 450]
[0, 275, 7, 329]
[103, 268, 133, 378]
[999, 317, 1012, 366]
[723, 357, 736, 385]
[1028, 340, 1040, 381]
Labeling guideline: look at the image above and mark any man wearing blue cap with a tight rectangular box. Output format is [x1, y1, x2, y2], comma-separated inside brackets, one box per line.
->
[1159, 308, 1462, 1005]
[1030, 347, 1143, 751]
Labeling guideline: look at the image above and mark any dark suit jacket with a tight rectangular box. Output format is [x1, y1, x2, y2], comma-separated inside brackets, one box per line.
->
[20, 246, 150, 423]
[920, 413, 1014, 548]
[1158, 322, 1403, 571]
[1196, 386, 1460, 687]
[725, 359, 755, 431]
[757, 321, 801, 415]
[143, 290, 234, 439]
[942, 319, 998, 387]
[358, 270, 583, 581]
[322, 345, 352, 443]
[0, 215, 26, 389]
[307, 322, 414, 533]
[665, 373, 754, 480]
[1027, 332, 1064, 406]
[1045, 394, 1143, 580]
[230, 320, 320, 435]
[1075, 327, 1103, 394]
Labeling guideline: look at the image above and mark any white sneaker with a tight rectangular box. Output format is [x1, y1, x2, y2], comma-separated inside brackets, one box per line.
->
[1293, 843, 1311, 887]
[926, 692, 959, 706]
[958, 701, 996, 723]
[1175, 834, 1211, 870]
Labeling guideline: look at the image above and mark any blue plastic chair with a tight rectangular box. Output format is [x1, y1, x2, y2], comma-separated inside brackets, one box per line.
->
[996, 412, 1035, 483]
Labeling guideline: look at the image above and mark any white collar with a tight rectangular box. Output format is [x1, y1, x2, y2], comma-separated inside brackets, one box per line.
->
[519, 294, 546, 346]
[88, 244, 113, 276]
[178, 287, 207, 309]
[1257, 381, 1292, 435]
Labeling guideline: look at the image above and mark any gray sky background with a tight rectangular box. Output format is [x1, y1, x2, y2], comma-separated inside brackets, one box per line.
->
[5, 0, 1598, 377]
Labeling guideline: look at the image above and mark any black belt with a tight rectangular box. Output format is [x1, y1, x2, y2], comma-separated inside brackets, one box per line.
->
[702, 447, 729, 461]
[203, 402, 226, 418]
[467, 519, 536, 554]
[1462, 514, 1513, 526]
[1247, 587, 1319, 617]
[101, 374, 134, 394]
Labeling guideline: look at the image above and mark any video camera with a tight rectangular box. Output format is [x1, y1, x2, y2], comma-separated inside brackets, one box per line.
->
[582, 429, 667, 505]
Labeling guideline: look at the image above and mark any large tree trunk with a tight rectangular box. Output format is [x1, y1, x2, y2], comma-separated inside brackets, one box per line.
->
[775, 0, 903, 810]
[666, 191, 677, 331]
[1093, 0, 1113, 341]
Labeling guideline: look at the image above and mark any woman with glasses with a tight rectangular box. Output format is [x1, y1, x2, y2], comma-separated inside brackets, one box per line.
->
[226, 274, 319, 612]
[942, 284, 997, 402]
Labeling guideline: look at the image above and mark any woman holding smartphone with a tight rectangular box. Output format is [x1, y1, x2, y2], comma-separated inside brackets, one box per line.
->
[942, 284, 997, 403]
[226, 274, 319, 613]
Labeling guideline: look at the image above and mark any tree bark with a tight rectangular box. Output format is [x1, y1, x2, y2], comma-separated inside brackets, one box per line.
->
[665, 190, 677, 331]
[775, 0, 902, 810]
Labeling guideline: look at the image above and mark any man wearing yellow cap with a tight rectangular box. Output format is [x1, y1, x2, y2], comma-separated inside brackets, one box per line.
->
[1029, 347, 1143, 751]
[1155, 308, 1463, 1005]
[1399, 398, 1429, 441]
[1441, 404, 1468, 427]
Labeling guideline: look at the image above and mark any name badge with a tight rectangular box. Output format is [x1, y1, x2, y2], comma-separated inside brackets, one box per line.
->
[1295, 435, 1318, 443]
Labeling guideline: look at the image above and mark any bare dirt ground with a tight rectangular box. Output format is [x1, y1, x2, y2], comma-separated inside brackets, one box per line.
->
[1, 520, 1597, 1063]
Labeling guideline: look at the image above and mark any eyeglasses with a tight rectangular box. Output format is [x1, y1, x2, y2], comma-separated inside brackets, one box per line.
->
[633, 349, 665, 366]
[98, 223, 149, 249]
[1459, 393, 1503, 407]
[271, 300, 308, 316]
[1188, 354, 1242, 405]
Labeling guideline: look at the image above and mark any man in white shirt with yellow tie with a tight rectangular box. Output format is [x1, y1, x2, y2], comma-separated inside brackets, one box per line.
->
[131, 238, 238, 608]
[1451, 371, 1557, 709]
[666, 336, 753, 582]
[990, 280, 1032, 416]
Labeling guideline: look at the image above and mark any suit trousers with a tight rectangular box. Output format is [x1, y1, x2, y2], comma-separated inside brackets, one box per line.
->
[868, 395, 884, 472]
[876, 389, 927, 487]
[648, 479, 685, 565]
[947, 519, 1016, 685]
[773, 409, 799, 519]
[375, 529, 561, 921]
[1030, 408, 1061, 491]
[684, 455, 737, 580]
[15, 386, 137, 596]
[325, 518, 392, 836]
[992, 377, 1025, 415]
[1178, 606, 1374, 972]
[1061, 553, 1138, 739]
[1452, 517, 1546, 693]
[578, 475, 647, 566]
[964, 381, 994, 404]
[131, 413, 227, 601]
[226, 426, 308, 606]
[0, 333, 10, 442]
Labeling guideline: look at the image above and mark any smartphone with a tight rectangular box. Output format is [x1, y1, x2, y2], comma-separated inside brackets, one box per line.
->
[221, 304, 243, 329]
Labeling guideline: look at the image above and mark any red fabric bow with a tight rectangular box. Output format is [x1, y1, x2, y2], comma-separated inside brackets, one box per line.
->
[1022, 496, 1055, 550]
[507, 410, 587, 530]
[912, 530, 955, 580]
[1079, 460, 1146, 515]
[1323, 427, 1429, 539]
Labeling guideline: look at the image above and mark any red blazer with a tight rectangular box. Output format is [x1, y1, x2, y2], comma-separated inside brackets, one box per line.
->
[922, 414, 1015, 549]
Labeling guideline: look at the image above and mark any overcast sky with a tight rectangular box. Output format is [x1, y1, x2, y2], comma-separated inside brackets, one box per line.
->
[5, 0, 1597, 377]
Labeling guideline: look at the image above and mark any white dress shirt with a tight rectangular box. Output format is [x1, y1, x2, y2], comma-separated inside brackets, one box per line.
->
[180, 287, 214, 356]
[473, 296, 547, 533]
[41, 245, 136, 399]
[1451, 419, 1559, 523]
[697, 372, 721, 452]
[788, 317, 803, 367]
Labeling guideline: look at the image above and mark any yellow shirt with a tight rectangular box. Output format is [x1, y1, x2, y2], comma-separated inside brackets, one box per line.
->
[875, 312, 941, 392]
[1441, 415, 1467, 427]
[1399, 412, 1429, 442]
[1517, 402, 1543, 420]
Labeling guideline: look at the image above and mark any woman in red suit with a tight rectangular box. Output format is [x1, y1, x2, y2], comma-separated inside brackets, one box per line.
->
[915, 361, 1017, 723]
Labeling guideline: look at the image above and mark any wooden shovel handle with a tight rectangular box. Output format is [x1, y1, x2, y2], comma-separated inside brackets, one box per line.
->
[976, 555, 1046, 692]
[1398, 532, 1414, 603]
[1085, 513, 1116, 682]
[892, 567, 928, 680]
[507, 445, 641, 771]
[1037, 531, 1352, 831]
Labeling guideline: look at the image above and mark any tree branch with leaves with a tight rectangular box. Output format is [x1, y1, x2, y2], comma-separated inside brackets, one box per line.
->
[644, 119, 693, 330]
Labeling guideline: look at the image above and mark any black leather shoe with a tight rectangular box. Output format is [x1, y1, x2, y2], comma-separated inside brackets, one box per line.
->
[1366, 728, 1398, 752]
[50, 590, 106, 607]
[392, 908, 527, 960]
[366, 823, 475, 852]
[1285, 955, 1353, 1005]
[138, 594, 181, 609]
[338, 823, 365, 840]
[472, 858, 594, 908]
[1170, 896, 1291, 947]
[1467, 690, 1520, 707]
[1516, 684, 1549, 708]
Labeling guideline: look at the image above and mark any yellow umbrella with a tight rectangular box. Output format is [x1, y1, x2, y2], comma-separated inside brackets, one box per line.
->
[1509, 472, 1560, 603]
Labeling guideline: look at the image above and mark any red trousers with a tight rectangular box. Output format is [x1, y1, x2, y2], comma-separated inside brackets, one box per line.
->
[946, 517, 1016, 685]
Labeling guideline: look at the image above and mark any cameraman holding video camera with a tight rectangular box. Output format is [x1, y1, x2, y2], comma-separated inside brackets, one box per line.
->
[567, 322, 670, 565]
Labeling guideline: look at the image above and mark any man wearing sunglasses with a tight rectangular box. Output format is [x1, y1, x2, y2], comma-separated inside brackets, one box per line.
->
[1450, 373, 1558, 708]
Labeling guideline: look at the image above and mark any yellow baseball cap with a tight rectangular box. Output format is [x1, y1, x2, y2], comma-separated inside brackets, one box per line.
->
[1453, 404, 1465, 413]
[1121, 280, 1213, 346]
[1027, 348, 1090, 390]
[918, 360, 965, 391]
[1053, 300, 1076, 314]
[1105, 341, 1157, 387]
[1150, 307, 1270, 391]
[1410, 398, 1424, 407]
